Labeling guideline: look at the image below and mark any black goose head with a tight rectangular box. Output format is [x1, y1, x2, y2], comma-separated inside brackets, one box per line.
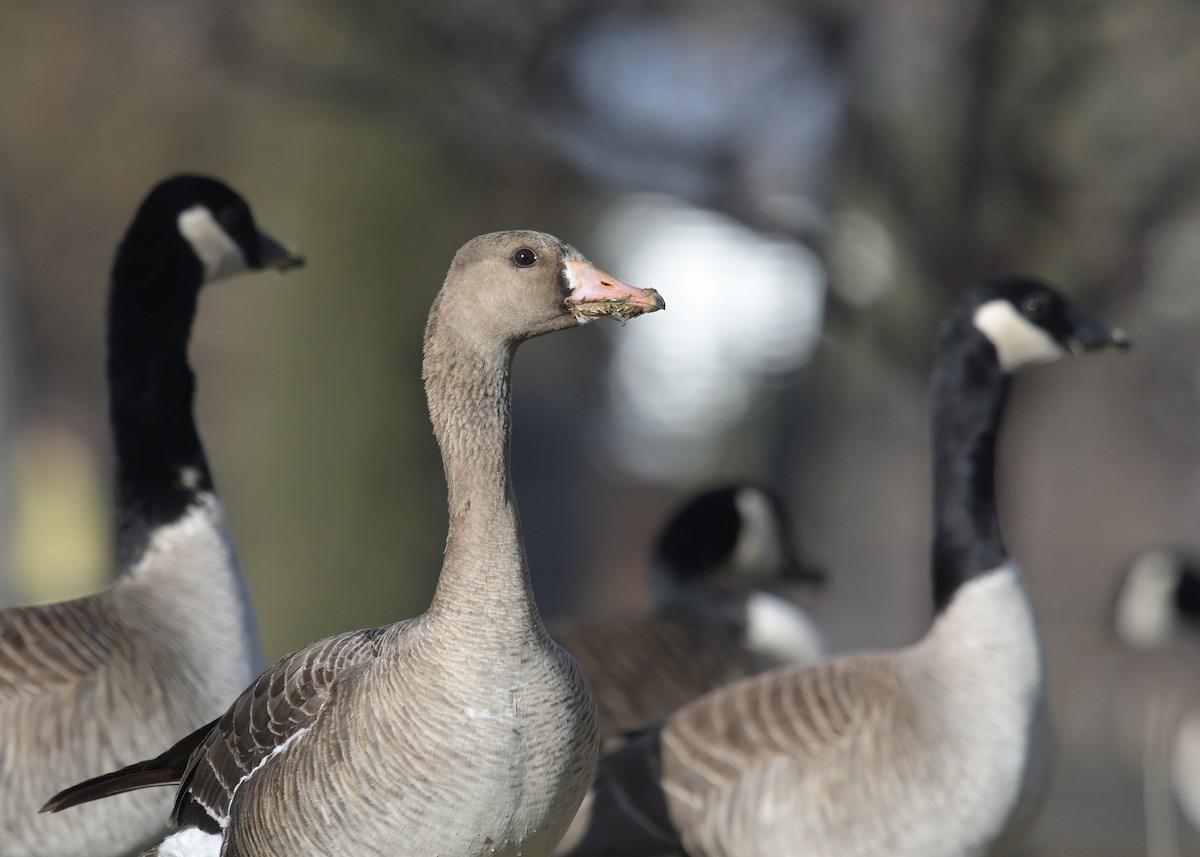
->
[964, 276, 1129, 374]
[116, 174, 304, 292]
[106, 176, 302, 567]
[652, 484, 822, 603]
[108, 174, 305, 363]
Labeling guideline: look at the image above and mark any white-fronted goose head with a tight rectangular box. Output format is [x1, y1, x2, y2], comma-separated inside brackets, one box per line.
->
[44, 230, 663, 857]
[556, 277, 1127, 857]
[1, 174, 301, 857]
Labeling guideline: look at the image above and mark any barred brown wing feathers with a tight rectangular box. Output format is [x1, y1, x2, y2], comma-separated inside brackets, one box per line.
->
[39, 715, 216, 813]
[663, 657, 898, 802]
[552, 616, 755, 739]
[0, 596, 120, 696]
[172, 626, 394, 830]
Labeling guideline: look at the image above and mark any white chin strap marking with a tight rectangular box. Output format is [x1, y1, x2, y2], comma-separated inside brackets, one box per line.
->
[745, 591, 826, 662]
[732, 488, 785, 574]
[1115, 550, 1179, 649]
[178, 205, 247, 281]
[973, 300, 1066, 373]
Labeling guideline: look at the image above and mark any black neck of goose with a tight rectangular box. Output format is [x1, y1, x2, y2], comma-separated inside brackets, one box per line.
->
[107, 243, 212, 568]
[930, 321, 1010, 613]
[1174, 566, 1200, 624]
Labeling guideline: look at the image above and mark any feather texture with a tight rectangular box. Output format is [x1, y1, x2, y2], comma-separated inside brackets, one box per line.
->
[0, 176, 299, 857]
[556, 278, 1123, 857]
[43, 230, 663, 856]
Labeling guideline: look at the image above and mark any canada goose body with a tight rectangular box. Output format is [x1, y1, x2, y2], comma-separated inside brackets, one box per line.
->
[558, 277, 1126, 857]
[0, 175, 302, 857]
[44, 231, 664, 857]
[551, 484, 826, 743]
[638, 564, 1046, 857]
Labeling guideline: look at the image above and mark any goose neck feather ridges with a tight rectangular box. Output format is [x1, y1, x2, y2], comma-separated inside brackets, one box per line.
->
[421, 310, 538, 633]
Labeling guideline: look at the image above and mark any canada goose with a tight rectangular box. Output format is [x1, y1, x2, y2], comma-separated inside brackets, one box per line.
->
[1111, 548, 1200, 846]
[556, 277, 1127, 857]
[0, 175, 302, 857]
[550, 483, 826, 745]
[44, 231, 665, 857]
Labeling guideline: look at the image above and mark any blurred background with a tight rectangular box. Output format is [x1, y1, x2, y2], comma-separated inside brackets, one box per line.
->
[0, 0, 1199, 852]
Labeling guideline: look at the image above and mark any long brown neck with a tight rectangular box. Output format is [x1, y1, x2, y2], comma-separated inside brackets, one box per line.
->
[421, 310, 541, 633]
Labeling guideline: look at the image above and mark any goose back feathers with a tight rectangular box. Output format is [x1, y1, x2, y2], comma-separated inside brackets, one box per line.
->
[0, 175, 302, 857]
[45, 231, 664, 857]
[551, 484, 826, 743]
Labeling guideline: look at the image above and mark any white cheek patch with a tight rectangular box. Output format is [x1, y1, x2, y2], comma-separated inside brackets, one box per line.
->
[1114, 550, 1179, 649]
[732, 488, 785, 574]
[745, 591, 826, 663]
[178, 205, 247, 281]
[973, 300, 1066, 373]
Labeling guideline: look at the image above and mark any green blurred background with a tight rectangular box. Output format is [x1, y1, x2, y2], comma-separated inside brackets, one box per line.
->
[2, 1, 1200, 853]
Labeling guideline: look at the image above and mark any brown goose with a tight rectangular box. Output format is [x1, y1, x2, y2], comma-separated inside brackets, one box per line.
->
[550, 483, 826, 746]
[557, 277, 1127, 857]
[44, 231, 664, 857]
[0, 175, 302, 857]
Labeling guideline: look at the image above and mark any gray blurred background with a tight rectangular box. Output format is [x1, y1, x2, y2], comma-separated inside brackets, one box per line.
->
[1, 0, 1199, 853]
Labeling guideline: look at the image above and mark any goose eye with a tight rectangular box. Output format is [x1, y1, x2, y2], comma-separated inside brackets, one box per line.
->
[1021, 293, 1048, 320]
[217, 207, 240, 233]
[513, 248, 537, 268]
